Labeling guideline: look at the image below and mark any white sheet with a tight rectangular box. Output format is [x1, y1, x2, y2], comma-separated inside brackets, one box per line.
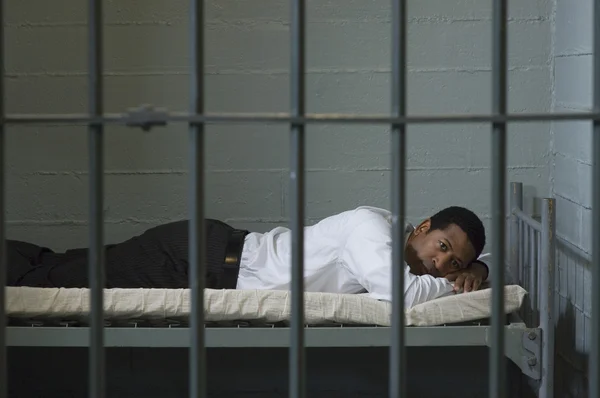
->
[4, 285, 527, 327]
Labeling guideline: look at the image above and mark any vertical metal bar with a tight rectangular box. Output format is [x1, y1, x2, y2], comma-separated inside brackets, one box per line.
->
[189, 0, 206, 397]
[518, 221, 526, 322]
[88, 0, 105, 397]
[529, 227, 537, 325]
[538, 231, 542, 323]
[519, 220, 524, 286]
[541, 236, 545, 310]
[490, 0, 508, 395]
[289, 0, 306, 398]
[539, 198, 555, 398]
[390, 0, 407, 397]
[538, 232, 543, 329]
[590, 0, 600, 394]
[0, 0, 6, 396]
[509, 182, 522, 285]
[524, 226, 530, 326]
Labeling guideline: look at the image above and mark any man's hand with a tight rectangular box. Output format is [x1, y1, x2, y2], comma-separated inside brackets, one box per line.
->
[444, 261, 488, 293]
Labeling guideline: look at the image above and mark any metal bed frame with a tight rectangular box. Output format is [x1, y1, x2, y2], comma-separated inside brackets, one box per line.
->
[4, 181, 555, 396]
[0, 1, 599, 398]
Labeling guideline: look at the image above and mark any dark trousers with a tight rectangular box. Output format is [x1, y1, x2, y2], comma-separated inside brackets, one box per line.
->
[6, 219, 247, 290]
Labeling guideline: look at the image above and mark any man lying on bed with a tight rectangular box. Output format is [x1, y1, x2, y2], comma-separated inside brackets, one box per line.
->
[6, 205, 491, 309]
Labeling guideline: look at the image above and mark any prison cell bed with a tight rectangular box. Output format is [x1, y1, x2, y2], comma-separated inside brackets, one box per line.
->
[2, 182, 554, 387]
[5, 283, 527, 330]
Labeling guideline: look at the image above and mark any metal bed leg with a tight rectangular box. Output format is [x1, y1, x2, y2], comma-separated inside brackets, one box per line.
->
[510, 182, 523, 286]
[490, 0, 508, 396]
[88, 0, 105, 397]
[539, 198, 555, 398]
[189, 0, 207, 397]
[390, 0, 408, 397]
[290, 0, 306, 397]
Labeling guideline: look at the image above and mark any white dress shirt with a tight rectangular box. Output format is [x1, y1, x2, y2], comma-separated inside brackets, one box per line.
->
[236, 206, 492, 308]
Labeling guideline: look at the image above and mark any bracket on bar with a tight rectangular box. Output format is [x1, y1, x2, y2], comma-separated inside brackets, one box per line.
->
[125, 104, 169, 131]
[485, 326, 541, 380]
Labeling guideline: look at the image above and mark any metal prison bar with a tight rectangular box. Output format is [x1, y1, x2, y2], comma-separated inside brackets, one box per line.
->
[593, 0, 600, 397]
[0, 0, 5, 393]
[0, 2, 597, 398]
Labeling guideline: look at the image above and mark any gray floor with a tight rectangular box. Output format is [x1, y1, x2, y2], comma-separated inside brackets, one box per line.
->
[8, 346, 533, 398]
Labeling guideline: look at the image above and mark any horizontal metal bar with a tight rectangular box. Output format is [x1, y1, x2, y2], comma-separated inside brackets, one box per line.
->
[5, 111, 600, 126]
[555, 232, 592, 263]
[512, 208, 541, 232]
[5, 325, 527, 348]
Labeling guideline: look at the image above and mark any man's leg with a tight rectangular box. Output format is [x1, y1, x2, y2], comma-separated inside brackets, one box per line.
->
[12, 219, 245, 289]
[6, 240, 56, 287]
[7, 222, 188, 289]
[125, 218, 246, 289]
[40, 221, 193, 289]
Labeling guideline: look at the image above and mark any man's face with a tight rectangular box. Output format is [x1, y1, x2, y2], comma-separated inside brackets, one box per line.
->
[406, 220, 477, 277]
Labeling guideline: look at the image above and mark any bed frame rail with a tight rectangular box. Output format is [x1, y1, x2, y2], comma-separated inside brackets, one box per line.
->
[509, 181, 555, 396]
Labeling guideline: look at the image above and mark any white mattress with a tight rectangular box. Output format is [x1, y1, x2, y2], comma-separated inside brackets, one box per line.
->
[5, 285, 527, 327]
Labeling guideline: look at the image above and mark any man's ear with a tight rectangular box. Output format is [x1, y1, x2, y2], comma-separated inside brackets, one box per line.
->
[413, 219, 431, 236]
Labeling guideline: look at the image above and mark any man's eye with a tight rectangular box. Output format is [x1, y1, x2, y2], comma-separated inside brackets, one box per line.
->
[440, 242, 447, 251]
[452, 260, 460, 268]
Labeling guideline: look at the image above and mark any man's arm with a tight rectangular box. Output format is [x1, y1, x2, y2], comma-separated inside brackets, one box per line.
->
[475, 253, 492, 281]
[341, 216, 455, 307]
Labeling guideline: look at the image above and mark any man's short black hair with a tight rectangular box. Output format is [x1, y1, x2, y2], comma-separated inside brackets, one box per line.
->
[429, 206, 486, 259]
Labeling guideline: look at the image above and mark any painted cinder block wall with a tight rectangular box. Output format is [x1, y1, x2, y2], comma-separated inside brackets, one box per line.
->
[552, 0, 594, 396]
[4, 0, 552, 250]
[3, 0, 566, 397]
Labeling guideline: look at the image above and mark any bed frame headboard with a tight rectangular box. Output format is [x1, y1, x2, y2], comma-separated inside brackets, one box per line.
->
[509, 181, 555, 397]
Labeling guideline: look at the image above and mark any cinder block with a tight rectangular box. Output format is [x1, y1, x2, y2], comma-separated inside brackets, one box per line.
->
[553, 115, 592, 165]
[6, 125, 87, 172]
[469, 122, 552, 168]
[5, 0, 85, 23]
[554, 155, 591, 208]
[6, 171, 283, 224]
[555, 0, 593, 55]
[408, 20, 550, 69]
[554, 194, 583, 246]
[409, 0, 552, 19]
[555, 55, 593, 109]
[206, 125, 289, 170]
